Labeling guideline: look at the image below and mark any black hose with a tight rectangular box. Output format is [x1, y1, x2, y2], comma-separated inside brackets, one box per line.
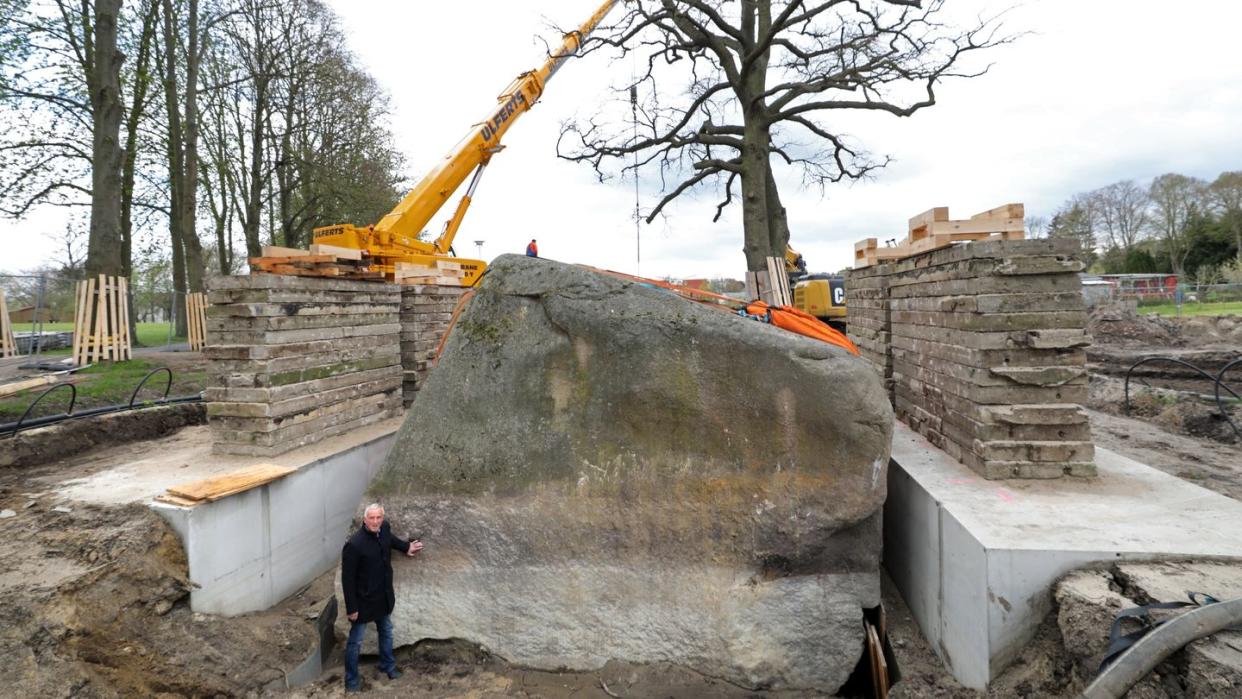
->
[1122, 356, 1241, 438]
[2, 366, 202, 437]
[1082, 598, 1242, 699]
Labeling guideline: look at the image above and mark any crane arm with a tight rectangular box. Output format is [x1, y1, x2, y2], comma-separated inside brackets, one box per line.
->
[371, 0, 617, 250]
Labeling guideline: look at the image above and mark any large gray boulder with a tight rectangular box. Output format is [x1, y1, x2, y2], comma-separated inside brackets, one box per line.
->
[371, 255, 892, 691]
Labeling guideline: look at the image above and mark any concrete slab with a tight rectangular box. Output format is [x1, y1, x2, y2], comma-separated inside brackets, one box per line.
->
[149, 417, 401, 615]
[884, 422, 1242, 689]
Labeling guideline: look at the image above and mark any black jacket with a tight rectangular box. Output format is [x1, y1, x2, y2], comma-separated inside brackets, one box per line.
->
[341, 521, 409, 624]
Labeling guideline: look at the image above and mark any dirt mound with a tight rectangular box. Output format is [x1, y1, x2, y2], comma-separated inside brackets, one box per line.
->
[1087, 300, 1184, 348]
[1089, 373, 1240, 445]
[0, 496, 318, 697]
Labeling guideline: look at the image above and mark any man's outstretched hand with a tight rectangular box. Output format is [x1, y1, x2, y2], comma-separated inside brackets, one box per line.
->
[407, 539, 424, 557]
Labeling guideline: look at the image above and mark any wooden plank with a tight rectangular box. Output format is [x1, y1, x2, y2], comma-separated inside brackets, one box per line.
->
[928, 217, 1023, 236]
[908, 206, 949, 235]
[154, 493, 201, 507]
[261, 245, 310, 257]
[0, 375, 59, 398]
[107, 275, 120, 361]
[118, 277, 132, 360]
[90, 275, 104, 363]
[970, 203, 1024, 221]
[855, 238, 878, 253]
[399, 276, 464, 286]
[250, 254, 338, 266]
[166, 463, 296, 502]
[309, 243, 363, 260]
[73, 279, 89, 365]
[434, 260, 463, 271]
[0, 287, 16, 358]
[186, 293, 198, 351]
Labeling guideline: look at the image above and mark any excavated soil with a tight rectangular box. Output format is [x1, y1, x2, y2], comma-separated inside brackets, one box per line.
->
[0, 487, 322, 697]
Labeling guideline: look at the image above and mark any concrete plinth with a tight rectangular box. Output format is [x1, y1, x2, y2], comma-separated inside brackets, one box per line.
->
[884, 422, 1242, 689]
[153, 418, 401, 616]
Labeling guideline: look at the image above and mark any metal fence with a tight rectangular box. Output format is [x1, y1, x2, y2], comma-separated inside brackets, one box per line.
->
[0, 272, 199, 362]
[1133, 282, 1242, 316]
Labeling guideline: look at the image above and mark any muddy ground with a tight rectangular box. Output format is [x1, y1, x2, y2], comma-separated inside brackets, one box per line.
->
[0, 302, 1238, 697]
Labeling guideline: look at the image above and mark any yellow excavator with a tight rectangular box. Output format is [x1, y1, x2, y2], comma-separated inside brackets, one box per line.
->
[786, 245, 847, 331]
[312, 1, 618, 284]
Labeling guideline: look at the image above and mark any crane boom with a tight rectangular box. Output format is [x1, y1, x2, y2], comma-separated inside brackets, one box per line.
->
[313, 0, 617, 283]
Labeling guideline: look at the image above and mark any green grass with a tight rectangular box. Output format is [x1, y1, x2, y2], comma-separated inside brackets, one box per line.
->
[10, 321, 188, 348]
[0, 358, 206, 422]
[1141, 301, 1242, 317]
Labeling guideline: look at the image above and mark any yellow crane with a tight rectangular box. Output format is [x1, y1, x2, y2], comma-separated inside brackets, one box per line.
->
[313, 1, 618, 284]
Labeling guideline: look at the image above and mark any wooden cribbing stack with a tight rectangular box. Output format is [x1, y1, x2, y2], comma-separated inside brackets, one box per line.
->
[72, 274, 132, 365]
[394, 259, 469, 286]
[247, 244, 385, 281]
[186, 292, 208, 351]
[854, 203, 1026, 268]
[0, 288, 17, 358]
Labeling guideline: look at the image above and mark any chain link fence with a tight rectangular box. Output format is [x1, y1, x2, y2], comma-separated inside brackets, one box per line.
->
[0, 272, 200, 363]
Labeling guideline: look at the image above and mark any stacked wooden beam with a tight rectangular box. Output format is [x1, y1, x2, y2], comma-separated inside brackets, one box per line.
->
[203, 274, 402, 456]
[399, 284, 468, 406]
[248, 244, 385, 281]
[885, 238, 1096, 479]
[854, 204, 1025, 268]
[394, 260, 470, 286]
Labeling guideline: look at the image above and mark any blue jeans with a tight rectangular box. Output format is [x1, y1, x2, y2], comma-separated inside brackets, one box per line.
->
[344, 614, 396, 689]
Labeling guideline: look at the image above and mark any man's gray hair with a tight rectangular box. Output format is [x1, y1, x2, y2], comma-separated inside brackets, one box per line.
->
[364, 503, 384, 516]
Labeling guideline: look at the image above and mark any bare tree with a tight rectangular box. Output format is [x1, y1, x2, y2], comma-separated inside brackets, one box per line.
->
[1208, 171, 1242, 264]
[1089, 179, 1148, 253]
[559, 0, 1009, 277]
[1148, 173, 1205, 276]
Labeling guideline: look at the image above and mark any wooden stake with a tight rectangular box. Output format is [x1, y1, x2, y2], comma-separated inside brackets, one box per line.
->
[119, 277, 132, 360]
[0, 287, 17, 358]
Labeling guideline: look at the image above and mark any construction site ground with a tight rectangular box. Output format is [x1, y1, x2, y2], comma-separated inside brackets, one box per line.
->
[0, 304, 1238, 697]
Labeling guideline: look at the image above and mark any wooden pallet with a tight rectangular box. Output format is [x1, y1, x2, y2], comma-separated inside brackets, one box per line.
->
[72, 275, 132, 365]
[853, 203, 1026, 268]
[186, 292, 208, 351]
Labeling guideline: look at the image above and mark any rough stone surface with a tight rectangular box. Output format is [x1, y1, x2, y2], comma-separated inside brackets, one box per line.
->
[372, 255, 892, 692]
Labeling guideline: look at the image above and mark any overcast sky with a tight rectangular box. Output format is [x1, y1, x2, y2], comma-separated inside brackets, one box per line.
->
[4, 0, 1241, 280]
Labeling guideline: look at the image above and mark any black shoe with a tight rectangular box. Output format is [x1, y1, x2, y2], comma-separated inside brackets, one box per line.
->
[384, 668, 403, 680]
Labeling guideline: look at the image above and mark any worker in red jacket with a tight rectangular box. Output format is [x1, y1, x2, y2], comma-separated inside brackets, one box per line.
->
[525, 239, 538, 257]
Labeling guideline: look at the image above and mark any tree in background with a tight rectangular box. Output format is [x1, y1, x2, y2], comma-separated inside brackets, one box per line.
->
[1089, 179, 1148, 253]
[1148, 173, 1206, 277]
[1046, 196, 1098, 268]
[1209, 171, 1242, 264]
[560, 0, 1008, 286]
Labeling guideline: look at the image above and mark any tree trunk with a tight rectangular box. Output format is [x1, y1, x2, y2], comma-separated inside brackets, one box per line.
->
[85, 0, 126, 278]
[121, 0, 158, 344]
[162, 0, 188, 336]
[764, 159, 790, 260]
[181, 0, 205, 293]
[242, 75, 267, 255]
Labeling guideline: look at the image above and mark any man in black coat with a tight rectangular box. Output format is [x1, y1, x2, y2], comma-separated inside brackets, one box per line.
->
[341, 502, 423, 692]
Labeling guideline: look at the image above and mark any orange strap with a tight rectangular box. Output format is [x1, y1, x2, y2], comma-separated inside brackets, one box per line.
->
[744, 300, 859, 356]
[434, 289, 476, 364]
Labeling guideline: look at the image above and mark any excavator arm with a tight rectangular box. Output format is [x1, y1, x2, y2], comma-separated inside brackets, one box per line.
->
[314, 0, 618, 283]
